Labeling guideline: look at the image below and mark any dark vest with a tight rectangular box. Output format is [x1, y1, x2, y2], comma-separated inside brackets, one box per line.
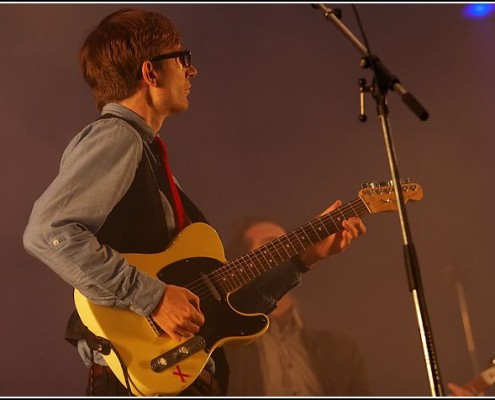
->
[64, 115, 229, 394]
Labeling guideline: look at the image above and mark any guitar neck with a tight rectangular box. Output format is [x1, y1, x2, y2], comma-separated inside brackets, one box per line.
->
[215, 197, 370, 294]
[464, 365, 495, 395]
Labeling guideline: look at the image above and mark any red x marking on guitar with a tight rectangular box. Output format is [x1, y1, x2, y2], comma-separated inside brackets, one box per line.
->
[173, 365, 190, 382]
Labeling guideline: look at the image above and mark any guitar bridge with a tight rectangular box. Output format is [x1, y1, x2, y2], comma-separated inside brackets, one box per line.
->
[150, 336, 206, 373]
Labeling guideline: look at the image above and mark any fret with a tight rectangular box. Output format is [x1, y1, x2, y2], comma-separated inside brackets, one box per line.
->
[259, 245, 276, 265]
[235, 263, 250, 285]
[227, 267, 242, 288]
[305, 221, 324, 244]
[251, 249, 270, 272]
[247, 251, 265, 276]
[348, 201, 359, 217]
[286, 240, 299, 258]
[243, 256, 258, 280]
[325, 213, 341, 232]
[308, 220, 327, 242]
[211, 271, 229, 295]
[357, 197, 371, 215]
[290, 229, 312, 252]
[301, 229, 317, 246]
[257, 248, 275, 273]
[314, 217, 331, 237]
[265, 241, 285, 264]
[219, 263, 244, 292]
[275, 236, 298, 260]
[335, 208, 347, 225]
[219, 273, 235, 292]
[276, 237, 293, 258]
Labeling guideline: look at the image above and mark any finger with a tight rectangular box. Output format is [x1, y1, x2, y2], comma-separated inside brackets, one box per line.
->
[352, 217, 367, 234]
[342, 221, 357, 238]
[340, 230, 352, 249]
[327, 199, 342, 212]
[168, 319, 196, 340]
[345, 218, 366, 237]
[348, 220, 362, 238]
[168, 309, 203, 333]
[187, 292, 201, 309]
[179, 318, 202, 334]
[359, 220, 367, 234]
[175, 328, 194, 339]
[187, 304, 205, 326]
[164, 327, 182, 342]
[186, 294, 205, 325]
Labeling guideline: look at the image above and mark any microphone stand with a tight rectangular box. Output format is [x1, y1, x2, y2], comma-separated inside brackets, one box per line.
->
[311, 4, 443, 396]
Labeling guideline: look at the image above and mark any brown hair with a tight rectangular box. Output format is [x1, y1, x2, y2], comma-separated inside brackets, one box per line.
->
[79, 8, 181, 110]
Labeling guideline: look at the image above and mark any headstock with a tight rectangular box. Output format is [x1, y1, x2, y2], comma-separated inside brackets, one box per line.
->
[359, 178, 423, 214]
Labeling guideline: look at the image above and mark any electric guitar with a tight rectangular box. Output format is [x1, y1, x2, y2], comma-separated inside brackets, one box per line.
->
[456, 363, 495, 396]
[74, 179, 423, 396]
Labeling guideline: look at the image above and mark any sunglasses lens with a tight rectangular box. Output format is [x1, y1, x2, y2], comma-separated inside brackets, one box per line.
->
[181, 53, 191, 68]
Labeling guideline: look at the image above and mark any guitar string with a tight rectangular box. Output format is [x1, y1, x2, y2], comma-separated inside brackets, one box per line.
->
[182, 198, 373, 304]
[208, 198, 369, 291]
[163, 187, 417, 307]
[184, 199, 372, 303]
[210, 185, 419, 290]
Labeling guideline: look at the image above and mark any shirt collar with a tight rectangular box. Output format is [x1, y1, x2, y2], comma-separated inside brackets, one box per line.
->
[101, 103, 156, 145]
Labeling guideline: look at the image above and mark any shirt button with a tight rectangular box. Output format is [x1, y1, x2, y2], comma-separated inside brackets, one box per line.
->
[52, 239, 60, 246]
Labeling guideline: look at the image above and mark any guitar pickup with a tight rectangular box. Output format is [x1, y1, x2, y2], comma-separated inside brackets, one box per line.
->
[150, 336, 206, 373]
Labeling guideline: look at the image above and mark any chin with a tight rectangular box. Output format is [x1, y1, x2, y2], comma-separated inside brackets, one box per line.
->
[176, 101, 190, 113]
[169, 106, 188, 115]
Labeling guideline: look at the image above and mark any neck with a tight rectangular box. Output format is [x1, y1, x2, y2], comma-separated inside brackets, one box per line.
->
[271, 302, 296, 328]
[118, 94, 167, 133]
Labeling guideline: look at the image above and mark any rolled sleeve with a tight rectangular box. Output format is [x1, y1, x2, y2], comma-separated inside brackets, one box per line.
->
[23, 117, 164, 315]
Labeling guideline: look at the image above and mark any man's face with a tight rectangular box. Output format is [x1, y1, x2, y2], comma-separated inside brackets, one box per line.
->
[244, 222, 287, 252]
[154, 47, 197, 115]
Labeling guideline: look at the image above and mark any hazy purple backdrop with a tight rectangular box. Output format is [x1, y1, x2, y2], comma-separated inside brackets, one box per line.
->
[2, 3, 494, 396]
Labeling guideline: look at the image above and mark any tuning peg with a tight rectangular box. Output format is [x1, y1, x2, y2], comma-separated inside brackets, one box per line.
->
[361, 182, 370, 189]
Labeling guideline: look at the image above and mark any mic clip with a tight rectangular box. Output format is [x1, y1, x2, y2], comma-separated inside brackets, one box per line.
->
[358, 77, 371, 122]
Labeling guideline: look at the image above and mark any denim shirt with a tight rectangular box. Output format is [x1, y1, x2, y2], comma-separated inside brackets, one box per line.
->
[23, 103, 167, 316]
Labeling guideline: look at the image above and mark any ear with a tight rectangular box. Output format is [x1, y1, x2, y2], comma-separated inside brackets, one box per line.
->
[141, 61, 157, 87]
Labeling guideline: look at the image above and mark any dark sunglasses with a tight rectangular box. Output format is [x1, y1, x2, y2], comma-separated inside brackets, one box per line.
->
[150, 50, 192, 68]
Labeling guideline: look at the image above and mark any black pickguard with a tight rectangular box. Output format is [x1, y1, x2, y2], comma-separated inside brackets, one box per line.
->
[156, 257, 268, 352]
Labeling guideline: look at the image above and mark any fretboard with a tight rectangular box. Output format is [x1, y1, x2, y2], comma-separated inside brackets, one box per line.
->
[212, 197, 370, 294]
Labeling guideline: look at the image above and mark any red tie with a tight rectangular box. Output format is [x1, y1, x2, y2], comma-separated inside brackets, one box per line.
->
[153, 136, 188, 232]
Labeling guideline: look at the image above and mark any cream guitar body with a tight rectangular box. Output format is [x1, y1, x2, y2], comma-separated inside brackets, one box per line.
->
[75, 223, 268, 396]
[74, 180, 423, 396]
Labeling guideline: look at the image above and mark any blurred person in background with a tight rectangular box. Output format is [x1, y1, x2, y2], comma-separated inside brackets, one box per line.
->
[225, 216, 371, 396]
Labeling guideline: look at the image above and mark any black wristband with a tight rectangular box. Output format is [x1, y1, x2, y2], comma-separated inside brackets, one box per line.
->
[291, 254, 312, 274]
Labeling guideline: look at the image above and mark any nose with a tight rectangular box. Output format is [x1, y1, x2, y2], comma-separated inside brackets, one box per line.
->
[186, 64, 197, 78]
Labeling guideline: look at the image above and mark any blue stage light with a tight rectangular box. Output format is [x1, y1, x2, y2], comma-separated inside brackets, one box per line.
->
[463, 3, 495, 19]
